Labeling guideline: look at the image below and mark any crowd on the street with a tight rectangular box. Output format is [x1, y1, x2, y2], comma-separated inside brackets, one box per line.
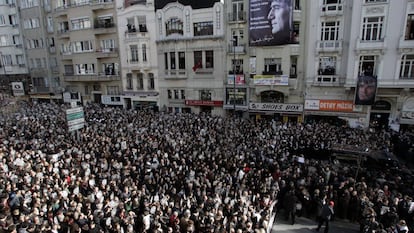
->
[0, 101, 413, 233]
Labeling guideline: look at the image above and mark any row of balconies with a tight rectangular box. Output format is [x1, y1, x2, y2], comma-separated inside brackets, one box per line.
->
[63, 72, 120, 82]
[54, 0, 113, 13]
[59, 48, 119, 58]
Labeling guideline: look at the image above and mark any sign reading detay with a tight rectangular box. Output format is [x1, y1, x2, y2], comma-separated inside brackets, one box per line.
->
[249, 102, 303, 112]
[66, 107, 85, 132]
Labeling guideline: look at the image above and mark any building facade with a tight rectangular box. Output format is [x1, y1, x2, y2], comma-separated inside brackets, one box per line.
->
[0, 0, 30, 97]
[155, 0, 226, 115]
[225, 0, 304, 121]
[54, 0, 121, 105]
[116, 0, 159, 110]
[304, 0, 414, 130]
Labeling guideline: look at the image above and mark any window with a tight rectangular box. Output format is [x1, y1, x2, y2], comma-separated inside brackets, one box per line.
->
[321, 21, 339, 41]
[1, 54, 12, 65]
[35, 58, 41, 67]
[365, 0, 387, 3]
[205, 51, 213, 68]
[400, 54, 414, 79]
[126, 17, 136, 32]
[0, 15, 5, 25]
[12, 35, 20, 45]
[294, 0, 300, 10]
[138, 16, 147, 32]
[16, 55, 24, 65]
[71, 17, 91, 30]
[56, 0, 67, 8]
[23, 18, 40, 29]
[95, 16, 113, 29]
[178, 52, 185, 69]
[164, 53, 168, 69]
[64, 65, 74, 75]
[264, 58, 282, 74]
[47, 16, 53, 32]
[231, 59, 243, 74]
[107, 86, 119, 95]
[167, 89, 172, 99]
[148, 73, 154, 89]
[126, 73, 133, 89]
[72, 0, 88, 6]
[29, 39, 43, 49]
[193, 21, 213, 36]
[58, 22, 69, 33]
[194, 51, 202, 68]
[170, 52, 176, 69]
[166, 18, 183, 36]
[362, 17, 384, 41]
[100, 39, 115, 51]
[231, 29, 244, 46]
[130, 45, 138, 62]
[142, 44, 147, 62]
[322, 0, 342, 12]
[318, 56, 336, 75]
[174, 90, 179, 99]
[9, 15, 17, 26]
[359, 55, 376, 76]
[20, 0, 39, 8]
[103, 63, 116, 75]
[200, 90, 211, 100]
[137, 73, 143, 89]
[181, 90, 185, 99]
[0, 35, 7, 46]
[231, 0, 244, 21]
[75, 64, 95, 74]
[73, 40, 93, 53]
[405, 14, 414, 40]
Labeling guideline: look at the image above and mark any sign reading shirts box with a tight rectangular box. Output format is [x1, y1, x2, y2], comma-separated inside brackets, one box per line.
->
[249, 102, 303, 112]
[253, 75, 289, 86]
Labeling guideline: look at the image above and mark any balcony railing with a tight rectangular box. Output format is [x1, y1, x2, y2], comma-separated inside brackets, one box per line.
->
[316, 40, 343, 51]
[64, 72, 120, 82]
[228, 44, 246, 54]
[228, 11, 246, 22]
[95, 48, 118, 58]
[164, 69, 187, 79]
[313, 75, 344, 86]
[321, 3, 343, 15]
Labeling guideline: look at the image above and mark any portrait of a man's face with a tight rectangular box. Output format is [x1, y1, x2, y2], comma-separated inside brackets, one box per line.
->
[355, 75, 377, 105]
[267, 0, 290, 34]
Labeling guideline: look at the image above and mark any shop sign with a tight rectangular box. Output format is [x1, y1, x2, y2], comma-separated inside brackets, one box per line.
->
[249, 102, 303, 112]
[185, 100, 223, 107]
[305, 100, 354, 112]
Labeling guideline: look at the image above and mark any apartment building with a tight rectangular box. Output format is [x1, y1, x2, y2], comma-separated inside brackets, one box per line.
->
[54, 0, 121, 105]
[155, 0, 226, 115]
[0, 0, 29, 97]
[225, 0, 304, 121]
[116, 0, 159, 110]
[304, 0, 414, 130]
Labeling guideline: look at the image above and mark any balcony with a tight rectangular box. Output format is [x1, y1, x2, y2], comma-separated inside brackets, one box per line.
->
[164, 69, 187, 79]
[125, 30, 149, 41]
[128, 60, 151, 70]
[356, 37, 386, 52]
[91, 0, 114, 10]
[64, 72, 121, 82]
[228, 11, 246, 23]
[94, 21, 116, 34]
[228, 44, 246, 54]
[312, 75, 344, 87]
[57, 29, 70, 38]
[316, 40, 343, 52]
[95, 48, 118, 58]
[54, 6, 68, 16]
[321, 3, 343, 16]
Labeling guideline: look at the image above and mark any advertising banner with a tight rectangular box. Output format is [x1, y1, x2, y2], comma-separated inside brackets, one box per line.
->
[305, 100, 355, 112]
[253, 74, 289, 85]
[354, 75, 377, 105]
[249, 102, 303, 112]
[249, 0, 293, 46]
[227, 75, 246, 85]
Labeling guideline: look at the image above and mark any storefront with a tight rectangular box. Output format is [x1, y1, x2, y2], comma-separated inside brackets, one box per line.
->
[400, 97, 414, 129]
[249, 102, 303, 123]
[185, 100, 224, 115]
[304, 99, 365, 127]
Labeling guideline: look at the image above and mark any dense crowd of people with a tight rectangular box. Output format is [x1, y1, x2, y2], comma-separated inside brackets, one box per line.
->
[0, 101, 413, 233]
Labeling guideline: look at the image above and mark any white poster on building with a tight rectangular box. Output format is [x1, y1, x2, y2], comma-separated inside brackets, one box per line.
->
[11, 82, 24, 96]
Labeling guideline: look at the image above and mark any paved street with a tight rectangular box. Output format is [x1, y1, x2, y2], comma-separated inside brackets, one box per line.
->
[272, 215, 360, 233]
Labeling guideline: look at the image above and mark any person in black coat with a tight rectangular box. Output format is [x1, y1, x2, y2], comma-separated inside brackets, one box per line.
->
[316, 201, 334, 233]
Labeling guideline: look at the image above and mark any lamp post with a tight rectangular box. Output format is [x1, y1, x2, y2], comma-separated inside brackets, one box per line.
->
[231, 38, 236, 116]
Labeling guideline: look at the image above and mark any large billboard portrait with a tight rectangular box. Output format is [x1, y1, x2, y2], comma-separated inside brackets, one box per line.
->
[249, 0, 293, 46]
[354, 75, 377, 105]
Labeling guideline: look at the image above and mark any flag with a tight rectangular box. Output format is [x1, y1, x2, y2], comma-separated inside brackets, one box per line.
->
[192, 60, 202, 72]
